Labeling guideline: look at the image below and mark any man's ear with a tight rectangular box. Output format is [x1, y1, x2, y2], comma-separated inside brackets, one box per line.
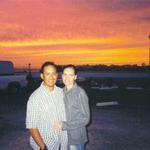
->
[40, 73, 43, 80]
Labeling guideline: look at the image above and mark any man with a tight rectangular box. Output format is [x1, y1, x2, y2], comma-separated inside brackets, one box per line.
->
[54, 65, 90, 150]
[26, 61, 68, 150]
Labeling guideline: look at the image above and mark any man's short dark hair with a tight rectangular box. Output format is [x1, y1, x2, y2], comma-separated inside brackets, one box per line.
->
[40, 61, 57, 73]
[63, 64, 77, 75]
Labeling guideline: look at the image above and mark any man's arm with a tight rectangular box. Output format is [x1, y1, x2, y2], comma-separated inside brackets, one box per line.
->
[29, 128, 45, 150]
[26, 96, 47, 150]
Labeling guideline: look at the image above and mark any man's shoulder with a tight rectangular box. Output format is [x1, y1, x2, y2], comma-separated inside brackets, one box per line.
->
[55, 86, 62, 90]
[55, 86, 63, 94]
[28, 86, 42, 101]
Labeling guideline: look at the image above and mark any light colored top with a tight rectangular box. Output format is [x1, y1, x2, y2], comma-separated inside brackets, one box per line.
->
[26, 82, 67, 149]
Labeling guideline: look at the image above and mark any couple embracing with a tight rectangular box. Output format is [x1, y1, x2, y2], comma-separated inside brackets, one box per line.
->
[26, 61, 90, 150]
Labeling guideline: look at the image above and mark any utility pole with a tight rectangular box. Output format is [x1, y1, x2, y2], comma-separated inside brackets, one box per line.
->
[149, 35, 150, 66]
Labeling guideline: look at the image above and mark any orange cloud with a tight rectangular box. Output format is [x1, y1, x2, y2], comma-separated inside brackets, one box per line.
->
[0, 37, 127, 47]
[1, 46, 148, 68]
[0, 23, 22, 30]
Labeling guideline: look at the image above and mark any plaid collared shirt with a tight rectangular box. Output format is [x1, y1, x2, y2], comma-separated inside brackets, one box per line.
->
[26, 82, 68, 150]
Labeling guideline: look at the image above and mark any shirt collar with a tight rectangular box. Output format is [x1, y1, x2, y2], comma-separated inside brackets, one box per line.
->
[40, 81, 57, 94]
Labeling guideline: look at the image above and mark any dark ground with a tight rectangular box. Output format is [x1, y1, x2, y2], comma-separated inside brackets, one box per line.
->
[0, 89, 150, 150]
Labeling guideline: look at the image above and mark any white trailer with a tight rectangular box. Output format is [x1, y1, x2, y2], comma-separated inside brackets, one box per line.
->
[0, 61, 27, 92]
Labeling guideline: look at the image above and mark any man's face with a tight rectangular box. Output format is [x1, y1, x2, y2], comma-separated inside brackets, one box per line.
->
[62, 67, 77, 86]
[40, 65, 57, 88]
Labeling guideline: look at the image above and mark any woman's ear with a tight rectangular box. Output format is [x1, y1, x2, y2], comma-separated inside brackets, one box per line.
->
[75, 75, 77, 80]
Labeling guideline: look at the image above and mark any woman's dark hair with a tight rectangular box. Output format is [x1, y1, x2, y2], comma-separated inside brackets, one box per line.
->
[63, 64, 77, 75]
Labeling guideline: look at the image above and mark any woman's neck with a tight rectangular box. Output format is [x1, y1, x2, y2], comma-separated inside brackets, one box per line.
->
[66, 84, 74, 91]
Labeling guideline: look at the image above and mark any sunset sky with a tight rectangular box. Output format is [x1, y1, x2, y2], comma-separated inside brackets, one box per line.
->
[0, 0, 150, 69]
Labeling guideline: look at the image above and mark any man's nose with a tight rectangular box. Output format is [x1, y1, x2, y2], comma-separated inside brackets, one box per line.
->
[49, 74, 54, 79]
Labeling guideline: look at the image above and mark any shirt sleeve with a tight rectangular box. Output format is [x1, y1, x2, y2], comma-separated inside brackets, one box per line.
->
[26, 95, 40, 129]
[63, 89, 90, 130]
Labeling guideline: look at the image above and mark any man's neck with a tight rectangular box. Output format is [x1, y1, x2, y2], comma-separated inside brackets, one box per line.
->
[44, 84, 55, 92]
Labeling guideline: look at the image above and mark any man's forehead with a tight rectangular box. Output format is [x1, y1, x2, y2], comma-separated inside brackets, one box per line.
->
[44, 65, 56, 72]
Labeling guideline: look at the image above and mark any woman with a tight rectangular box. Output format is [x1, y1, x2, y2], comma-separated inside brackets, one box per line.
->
[54, 65, 90, 150]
